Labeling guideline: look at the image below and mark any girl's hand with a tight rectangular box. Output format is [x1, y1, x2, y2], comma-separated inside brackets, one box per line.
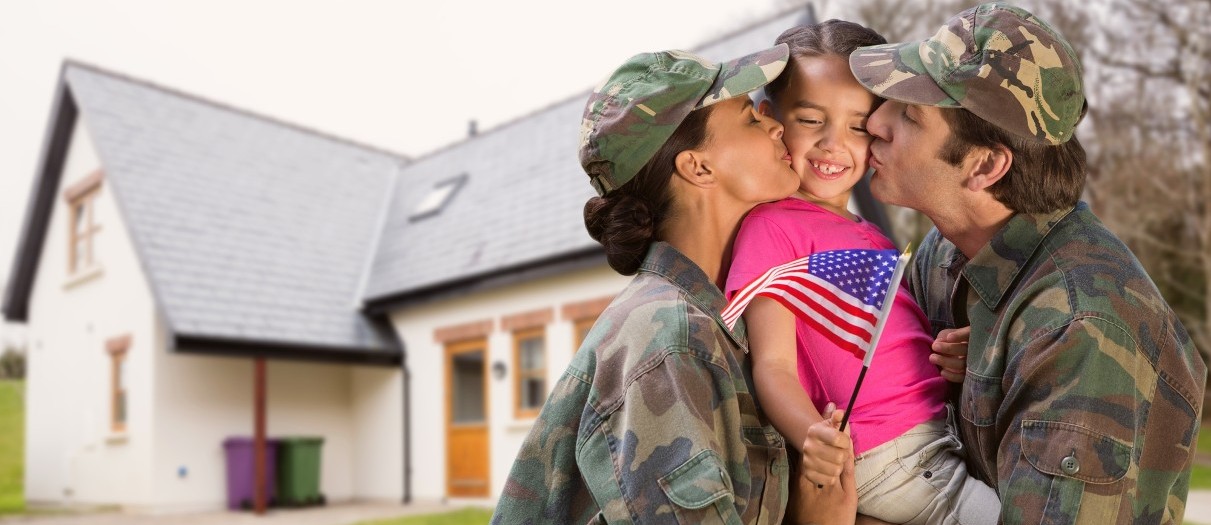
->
[787, 403, 857, 525]
[798, 403, 851, 487]
[930, 326, 970, 383]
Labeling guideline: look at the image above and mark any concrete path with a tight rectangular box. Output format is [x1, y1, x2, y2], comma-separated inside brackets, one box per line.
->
[0, 501, 475, 525]
[1188, 490, 1211, 524]
[2, 493, 1208, 524]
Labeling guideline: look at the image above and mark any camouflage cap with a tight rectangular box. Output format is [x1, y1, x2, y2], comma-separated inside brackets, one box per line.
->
[579, 44, 789, 196]
[849, 2, 1085, 145]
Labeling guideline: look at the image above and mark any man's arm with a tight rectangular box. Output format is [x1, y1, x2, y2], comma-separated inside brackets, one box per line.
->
[992, 316, 1198, 524]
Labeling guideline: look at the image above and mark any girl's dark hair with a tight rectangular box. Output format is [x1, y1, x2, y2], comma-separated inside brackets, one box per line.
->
[764, 19, 887, 102]
[938, 108, 1087, 213]
[584, 106, 714, 275]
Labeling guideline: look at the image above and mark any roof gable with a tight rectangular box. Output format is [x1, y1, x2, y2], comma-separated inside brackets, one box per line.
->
[6, 62, 405, 360]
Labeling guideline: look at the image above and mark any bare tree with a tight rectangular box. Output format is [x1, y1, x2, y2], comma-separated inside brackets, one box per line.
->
[832, 0, 1209, 365]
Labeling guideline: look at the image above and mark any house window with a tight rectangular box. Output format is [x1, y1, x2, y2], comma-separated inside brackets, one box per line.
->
[410, 173, 468, 221]
[501, 307, 553, 419]
[513, 328, 546, 419]
[106, 334, 132, 433]
[63, 170, 104, 274]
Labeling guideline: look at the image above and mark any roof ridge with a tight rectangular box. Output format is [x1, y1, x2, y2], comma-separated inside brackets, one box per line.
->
[62, 59, 413, 163]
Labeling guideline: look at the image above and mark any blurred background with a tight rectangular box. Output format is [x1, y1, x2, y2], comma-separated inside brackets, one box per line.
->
[0, 0, 1206, 523]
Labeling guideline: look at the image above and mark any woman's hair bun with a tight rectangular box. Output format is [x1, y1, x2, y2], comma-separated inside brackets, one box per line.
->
[584, 194, 656, 275]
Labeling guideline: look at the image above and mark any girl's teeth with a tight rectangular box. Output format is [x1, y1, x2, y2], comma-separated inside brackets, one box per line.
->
[811, 161, 846, 175]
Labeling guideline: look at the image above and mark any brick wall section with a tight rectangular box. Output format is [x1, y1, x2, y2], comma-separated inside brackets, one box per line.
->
[500, 308, 554, 332]
[561, 295, 615, 322]
[433, 319, 494, 344]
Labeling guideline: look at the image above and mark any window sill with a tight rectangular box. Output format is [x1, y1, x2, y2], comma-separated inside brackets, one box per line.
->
[64, 265, 104, 290]
[105, 432, 129, 445]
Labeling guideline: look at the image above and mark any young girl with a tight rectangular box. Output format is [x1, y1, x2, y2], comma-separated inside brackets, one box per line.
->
[726, 21, 1000, 525]
[494, 44, 859, 525]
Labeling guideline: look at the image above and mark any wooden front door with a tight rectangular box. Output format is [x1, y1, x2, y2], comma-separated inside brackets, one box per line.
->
[446, 340, 490, 497]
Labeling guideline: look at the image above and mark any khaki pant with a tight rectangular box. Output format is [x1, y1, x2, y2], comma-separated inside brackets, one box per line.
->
[854, 406, 999, 525]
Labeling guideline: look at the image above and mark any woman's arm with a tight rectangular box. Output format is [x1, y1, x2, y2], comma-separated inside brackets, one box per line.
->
[746, 297, 850, 487]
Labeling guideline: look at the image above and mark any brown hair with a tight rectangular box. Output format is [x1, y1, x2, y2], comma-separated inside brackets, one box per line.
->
[584, 106, 715, 275]
[764, 19, 887, 103]
[938, 108, 1087, 213]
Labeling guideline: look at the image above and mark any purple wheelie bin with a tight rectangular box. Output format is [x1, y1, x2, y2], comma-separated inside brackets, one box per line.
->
[222, 437, 279, 510]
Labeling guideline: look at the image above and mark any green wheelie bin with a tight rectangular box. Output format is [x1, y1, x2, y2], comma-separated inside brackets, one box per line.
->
[275, 436, 325, 506]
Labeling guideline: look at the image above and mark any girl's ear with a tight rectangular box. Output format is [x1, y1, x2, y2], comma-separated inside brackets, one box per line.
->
[963, 143, 1012, 192]
[758, 99, 775, 117]
[673, 150, 715, 189]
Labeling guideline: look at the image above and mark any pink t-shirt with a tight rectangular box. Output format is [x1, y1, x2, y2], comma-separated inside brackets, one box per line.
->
[726, 198, 947, 454]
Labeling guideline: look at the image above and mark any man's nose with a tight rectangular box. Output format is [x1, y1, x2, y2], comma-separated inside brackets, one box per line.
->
[867, 101, 896, 141]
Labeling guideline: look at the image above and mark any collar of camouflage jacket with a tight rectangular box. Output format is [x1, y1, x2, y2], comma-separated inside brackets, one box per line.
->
[962, 202, 1082, 309]
[639, 241, 749, 349]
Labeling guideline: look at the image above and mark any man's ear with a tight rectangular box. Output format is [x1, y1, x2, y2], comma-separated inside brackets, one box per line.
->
[758, 99, 775, 117]
[673, 150, 715, 189]
[964, 143, 1012, 192]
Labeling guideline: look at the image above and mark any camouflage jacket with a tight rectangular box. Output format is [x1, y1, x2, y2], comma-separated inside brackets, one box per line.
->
[908, 202, 1207, 524]
[492, 242, 790, 524]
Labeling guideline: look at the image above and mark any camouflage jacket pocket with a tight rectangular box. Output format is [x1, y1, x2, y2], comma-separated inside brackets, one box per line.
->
[658, 449, 742, 525]
[1021, 419, 1131, 484]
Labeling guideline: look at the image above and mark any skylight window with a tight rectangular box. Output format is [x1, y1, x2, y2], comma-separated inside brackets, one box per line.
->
[410, 173, 468, 221]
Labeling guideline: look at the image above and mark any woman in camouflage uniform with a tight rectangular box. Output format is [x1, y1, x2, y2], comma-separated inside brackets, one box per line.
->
[492, 45, 859, 524]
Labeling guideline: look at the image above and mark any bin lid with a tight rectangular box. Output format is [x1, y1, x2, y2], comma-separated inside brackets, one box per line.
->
[277, 436, 324, 445]
[222, 436, 281, 447]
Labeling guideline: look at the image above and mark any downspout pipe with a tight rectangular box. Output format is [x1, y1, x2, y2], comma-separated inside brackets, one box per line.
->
[402, 346, 412, 503]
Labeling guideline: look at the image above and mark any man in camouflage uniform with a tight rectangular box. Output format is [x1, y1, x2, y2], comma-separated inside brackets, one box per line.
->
[492, 45, 856, 524]
[848, 3, 1207, 523]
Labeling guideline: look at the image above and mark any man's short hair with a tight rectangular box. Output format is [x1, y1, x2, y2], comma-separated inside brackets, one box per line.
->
[939, 107, 1087, 214]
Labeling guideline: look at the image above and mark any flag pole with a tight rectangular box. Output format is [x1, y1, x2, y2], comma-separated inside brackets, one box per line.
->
[837, 246, 912, 432]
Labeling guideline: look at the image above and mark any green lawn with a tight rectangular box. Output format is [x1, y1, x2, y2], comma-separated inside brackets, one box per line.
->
[0, 380, 23, 514]
[355, 508, 492, 525]
[1194, 423, 1211, 491]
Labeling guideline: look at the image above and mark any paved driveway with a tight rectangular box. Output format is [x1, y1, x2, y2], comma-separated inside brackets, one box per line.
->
[0, 501, 472, 525]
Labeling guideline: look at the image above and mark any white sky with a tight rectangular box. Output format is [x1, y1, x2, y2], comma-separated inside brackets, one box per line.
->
[0, 0, 802, 344]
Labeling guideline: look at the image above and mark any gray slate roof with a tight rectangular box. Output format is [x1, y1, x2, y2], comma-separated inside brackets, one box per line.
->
[5, 4, 813, 358]
[363, 5, 812, 303]
[66, 64, 404, 354]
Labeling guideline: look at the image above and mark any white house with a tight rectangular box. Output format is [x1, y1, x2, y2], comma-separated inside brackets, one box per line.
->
[3, 4, 888, 513]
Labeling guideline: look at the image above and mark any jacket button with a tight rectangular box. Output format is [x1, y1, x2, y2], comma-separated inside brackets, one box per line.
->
[1060, 454, 1080, 475]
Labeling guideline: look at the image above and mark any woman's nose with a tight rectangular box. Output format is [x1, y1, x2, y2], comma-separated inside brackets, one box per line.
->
[767, 117, 784, 140]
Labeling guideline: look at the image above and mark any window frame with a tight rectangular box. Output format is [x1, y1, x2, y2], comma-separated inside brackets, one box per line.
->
[106, 334, 131, 434]
[512, 327, 546, 420]
[63, 170, 104, 275]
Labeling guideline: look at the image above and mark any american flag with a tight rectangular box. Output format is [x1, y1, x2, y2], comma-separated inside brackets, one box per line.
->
[723, 248, 909, 361]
